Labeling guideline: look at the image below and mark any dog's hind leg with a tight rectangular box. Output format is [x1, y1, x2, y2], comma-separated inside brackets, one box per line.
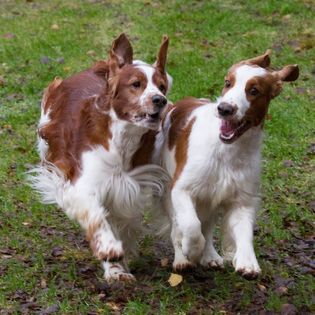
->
[63, 189, 124, 263]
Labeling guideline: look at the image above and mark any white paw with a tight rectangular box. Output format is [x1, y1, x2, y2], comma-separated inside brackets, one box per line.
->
[233, 251, 261, 279]
[107, 272, 136, 283]
[182, 233, 206, 263]
[173, 256, 195, 272]
[102, 261, 136, 283]
[200, 252, 224, 269]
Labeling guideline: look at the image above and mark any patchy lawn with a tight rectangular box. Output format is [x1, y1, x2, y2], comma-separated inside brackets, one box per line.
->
[0, 0, 314, 314]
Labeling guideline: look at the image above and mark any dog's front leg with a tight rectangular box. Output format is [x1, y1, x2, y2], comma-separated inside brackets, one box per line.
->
[199, 213, 224, 269]
[222, 206, 261, 279]
[171, 187, 205, 263]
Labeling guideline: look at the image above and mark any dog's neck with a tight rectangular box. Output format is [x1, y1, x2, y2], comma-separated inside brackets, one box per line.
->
[109, 118, 148, 170]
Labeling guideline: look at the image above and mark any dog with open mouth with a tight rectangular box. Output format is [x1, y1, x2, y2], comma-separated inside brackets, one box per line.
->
[29, 34, 172, 282]
[156, 51, 299, 279]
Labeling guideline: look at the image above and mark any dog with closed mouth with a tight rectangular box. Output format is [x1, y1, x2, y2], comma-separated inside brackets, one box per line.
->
[29, 34, 172, 282]
[157, 51, 299, 279]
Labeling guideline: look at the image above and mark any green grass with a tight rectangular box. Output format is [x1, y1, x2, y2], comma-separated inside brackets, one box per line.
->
[0, 0, 314, 314]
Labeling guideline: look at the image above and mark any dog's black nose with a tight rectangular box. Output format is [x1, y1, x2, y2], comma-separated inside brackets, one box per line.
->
[217, 102, 236, 117]
[152, 95, 167, 108]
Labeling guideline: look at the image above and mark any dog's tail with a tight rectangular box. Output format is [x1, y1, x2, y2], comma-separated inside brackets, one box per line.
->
[27, 162, 68, 209]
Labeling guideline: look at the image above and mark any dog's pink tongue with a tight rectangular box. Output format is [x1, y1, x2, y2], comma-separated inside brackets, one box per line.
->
[221, 120, 237, 135]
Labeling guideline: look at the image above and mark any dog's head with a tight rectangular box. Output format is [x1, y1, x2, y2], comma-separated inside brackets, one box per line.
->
[104, 34, 172, 130]
[217, 51, 299, 143]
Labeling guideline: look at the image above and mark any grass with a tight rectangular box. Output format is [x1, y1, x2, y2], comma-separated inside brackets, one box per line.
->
[0, 0, 314, 314]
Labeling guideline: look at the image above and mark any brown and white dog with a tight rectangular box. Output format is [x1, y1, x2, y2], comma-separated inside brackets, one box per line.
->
[30, 34, 172, 281]
[157, 51, 299, 279]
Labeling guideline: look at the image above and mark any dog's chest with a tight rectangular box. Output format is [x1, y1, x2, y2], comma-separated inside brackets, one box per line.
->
[191, 154, 239, 207]
[189, 142, 259, 210]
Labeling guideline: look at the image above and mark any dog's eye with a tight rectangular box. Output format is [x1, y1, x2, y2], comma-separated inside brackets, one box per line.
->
[249, 87, 259, 96]
[225, 80, 231, 88]
[159, 84, 166, 93]
[132, 81, 141, 88]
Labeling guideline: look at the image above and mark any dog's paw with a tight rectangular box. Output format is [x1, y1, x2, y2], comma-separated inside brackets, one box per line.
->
[233, 251, 261, 280]
[106, 271, 136, 283]
[182, 233, 205, 263]
[200, 255, 224, 270]
[173, 258, 195, 272]
[236, 268, 260, 280]
[103, 261, 136, 283]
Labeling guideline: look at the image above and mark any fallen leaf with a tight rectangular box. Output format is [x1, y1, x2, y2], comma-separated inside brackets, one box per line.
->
[282, 14, 291, 21]
[51, 24, 59, 30]
[63, 66, 71, 72]
[257, 284, 267, 292]
[168, 273, 183, 287]
[86, 50, 96, 56]
[40, 279, 47, 288]
[22, 221, 31, 226]
[106, 302, 121, 311]
[275, 286, 288, 296]
[160, 257, 169, 267]
[98, 293, 106, 301]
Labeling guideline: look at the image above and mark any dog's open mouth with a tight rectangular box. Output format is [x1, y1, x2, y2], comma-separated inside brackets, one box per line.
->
[220, 119, 251, 144]
[147, 111, 160, 121]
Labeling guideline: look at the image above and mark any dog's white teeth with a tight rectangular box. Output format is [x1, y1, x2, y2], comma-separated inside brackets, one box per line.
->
[222, 132, 234, 140]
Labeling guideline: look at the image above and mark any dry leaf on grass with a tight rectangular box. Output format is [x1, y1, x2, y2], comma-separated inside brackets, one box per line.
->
[51, 24, 59, 30]
[168, 273, 183, 287]
[160, 257, 169, 267]
[106, 302, 121, 311]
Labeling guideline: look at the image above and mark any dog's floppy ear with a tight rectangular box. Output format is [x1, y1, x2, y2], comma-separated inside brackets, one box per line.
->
[273, 64, 299, 82]
[155, 35, 169, 74]
[270, 64, 299, 98]
[246, 49, 271, 68]
[109, 33, 133, 75]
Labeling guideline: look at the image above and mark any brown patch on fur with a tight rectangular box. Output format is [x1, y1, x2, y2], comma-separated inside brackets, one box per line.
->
[86, 221, 102, 258]
[92, 60, 109, 79]
[173, 117, 196, 185]
[39, 68, 112, 181]
[42, 77, 63, 114]
[110, 66, 148, 121]
[131, 130, 157, 167]
[86, 221, 124, 261]
[77, 209, 89, 223]
[222, 72, 236, 96]
[152, 69, 168, 95]
[243, 74, 279, 126]
[155, 35, 169, 74]
[245, 50, 271, 68]
[168, 97, 207, 150]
